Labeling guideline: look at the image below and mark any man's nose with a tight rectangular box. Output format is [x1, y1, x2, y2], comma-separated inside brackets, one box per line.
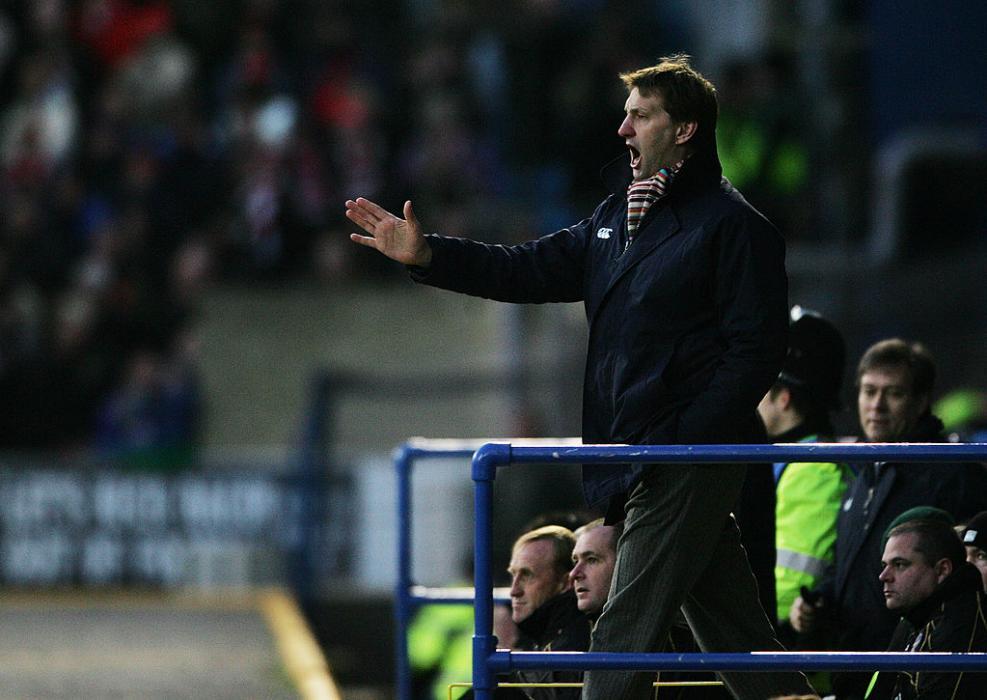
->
[878, 566, 892, 582]
[509, 577, 522, 597]
[570, 563, 583, 581]
[617, 116, 633, 138]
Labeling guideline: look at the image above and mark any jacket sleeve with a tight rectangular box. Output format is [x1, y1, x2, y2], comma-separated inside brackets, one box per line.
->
[408, 208, 601, 304]
[674, 208, 789, 444]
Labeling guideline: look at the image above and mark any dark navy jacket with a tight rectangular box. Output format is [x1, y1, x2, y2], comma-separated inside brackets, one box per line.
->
[412, 149, 788, 509]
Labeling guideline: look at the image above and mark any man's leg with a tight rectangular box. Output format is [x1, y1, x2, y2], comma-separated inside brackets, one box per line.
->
[581, 464, 747, 700]
[682, 515, 816, 699]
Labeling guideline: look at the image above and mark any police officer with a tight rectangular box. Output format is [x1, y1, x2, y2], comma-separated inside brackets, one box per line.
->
[758, 307, 854, 628]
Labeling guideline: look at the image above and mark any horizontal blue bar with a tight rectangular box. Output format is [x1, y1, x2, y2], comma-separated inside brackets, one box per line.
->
[498, 651, 987, 672]
[498, 442, 987, 466]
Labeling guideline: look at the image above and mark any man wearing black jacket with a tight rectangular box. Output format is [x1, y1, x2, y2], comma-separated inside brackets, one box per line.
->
[508, 525, 590, 700]
[868, 517, 987, 699]
[346, 56, 813, 700]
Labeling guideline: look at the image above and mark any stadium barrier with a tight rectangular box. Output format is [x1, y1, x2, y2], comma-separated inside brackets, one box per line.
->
[397, 440, 987, 700]
[394, 437, 581, 700]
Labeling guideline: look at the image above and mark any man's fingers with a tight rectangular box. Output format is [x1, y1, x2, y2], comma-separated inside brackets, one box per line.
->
[349, 232, 379, 249]
[344, 209, 376, 236]
[345, 198, 385, 226]
[355, 197, 393, 222]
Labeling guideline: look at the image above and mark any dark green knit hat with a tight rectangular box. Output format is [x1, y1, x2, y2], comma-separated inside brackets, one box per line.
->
[881, 506, 956, 552]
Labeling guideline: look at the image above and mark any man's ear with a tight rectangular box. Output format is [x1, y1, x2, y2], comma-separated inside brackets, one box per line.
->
[778, 386, 793, 411]
[675, 121, 698, 145]
[934, 557, 954, 584]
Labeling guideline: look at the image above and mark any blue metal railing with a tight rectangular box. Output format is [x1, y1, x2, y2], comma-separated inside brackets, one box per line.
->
[394, 438, 581, 700]
[394, 440, 474, 700]
[398, 443, 987, 700]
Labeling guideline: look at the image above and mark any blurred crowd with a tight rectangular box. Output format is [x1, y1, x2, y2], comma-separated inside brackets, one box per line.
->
[0, 0, 812, 459]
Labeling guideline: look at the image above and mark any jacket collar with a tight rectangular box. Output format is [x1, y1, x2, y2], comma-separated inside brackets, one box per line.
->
[591, 146, 723, 325]
[516, 589, 582, 647]
[907, 413, 948, 442]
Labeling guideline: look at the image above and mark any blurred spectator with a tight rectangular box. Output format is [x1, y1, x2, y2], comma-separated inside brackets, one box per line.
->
[2, 61, 74, 185]
[717, 52, 810, 239]
[408, 600, 474, 700]
[935, 388, 987, 443]
[77, 0, 174, 70]
[94, 332, 202, 470]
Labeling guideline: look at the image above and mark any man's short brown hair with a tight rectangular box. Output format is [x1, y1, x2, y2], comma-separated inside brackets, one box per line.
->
[887, 518, 965, 569]
[619, 55, 719, 151]
[856, 338, 936, 399]
[573, 517, 624, 547]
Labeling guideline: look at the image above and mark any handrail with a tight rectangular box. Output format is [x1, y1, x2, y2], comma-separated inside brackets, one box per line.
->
[468, 442, 987, 699]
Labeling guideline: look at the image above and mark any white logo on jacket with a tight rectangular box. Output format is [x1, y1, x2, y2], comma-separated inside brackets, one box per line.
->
[596, 227, 613, 239]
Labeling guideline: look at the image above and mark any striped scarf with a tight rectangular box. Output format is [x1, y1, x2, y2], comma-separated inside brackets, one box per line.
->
[625, 160, 684, 249]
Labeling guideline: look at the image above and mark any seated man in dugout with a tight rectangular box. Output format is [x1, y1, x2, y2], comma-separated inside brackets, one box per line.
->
[866, 513, 987, 700]
[505, 525, 591, 700]
[571, 518, 731, 700]
[570, 519, 621, 622]
[463, 525, 590, 700]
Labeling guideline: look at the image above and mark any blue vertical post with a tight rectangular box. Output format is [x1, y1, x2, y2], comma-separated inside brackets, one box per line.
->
[471, 443, 510, 700]
[395, 445, 415, 700]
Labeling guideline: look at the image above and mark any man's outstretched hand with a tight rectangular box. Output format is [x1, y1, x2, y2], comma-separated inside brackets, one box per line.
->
[345, 198, 432, 268]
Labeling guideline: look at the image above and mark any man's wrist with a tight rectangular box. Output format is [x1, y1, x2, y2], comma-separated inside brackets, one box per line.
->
[410, 237, 433, 269]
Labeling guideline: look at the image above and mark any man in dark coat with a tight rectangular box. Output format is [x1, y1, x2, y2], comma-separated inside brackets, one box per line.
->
[507, 525, 590, 700]
[867, 516, 987, 699]
[790, 339, 987, 698]
[346, 56, 813, 700]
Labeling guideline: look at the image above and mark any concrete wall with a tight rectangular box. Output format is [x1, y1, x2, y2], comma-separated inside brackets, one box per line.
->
[196, 281, 586, 455]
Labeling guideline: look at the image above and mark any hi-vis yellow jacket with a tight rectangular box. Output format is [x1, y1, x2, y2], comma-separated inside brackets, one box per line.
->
[774, 434, 855, 622]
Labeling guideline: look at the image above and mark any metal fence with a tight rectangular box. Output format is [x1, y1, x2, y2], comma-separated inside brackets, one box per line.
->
[396, 440, 987, 699]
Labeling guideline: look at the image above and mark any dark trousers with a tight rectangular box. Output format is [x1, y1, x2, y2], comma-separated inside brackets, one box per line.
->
[582, 464, 815, 700]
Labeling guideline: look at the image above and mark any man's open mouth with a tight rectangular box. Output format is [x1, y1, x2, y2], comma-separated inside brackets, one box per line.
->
[628, 145, 641, 168]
